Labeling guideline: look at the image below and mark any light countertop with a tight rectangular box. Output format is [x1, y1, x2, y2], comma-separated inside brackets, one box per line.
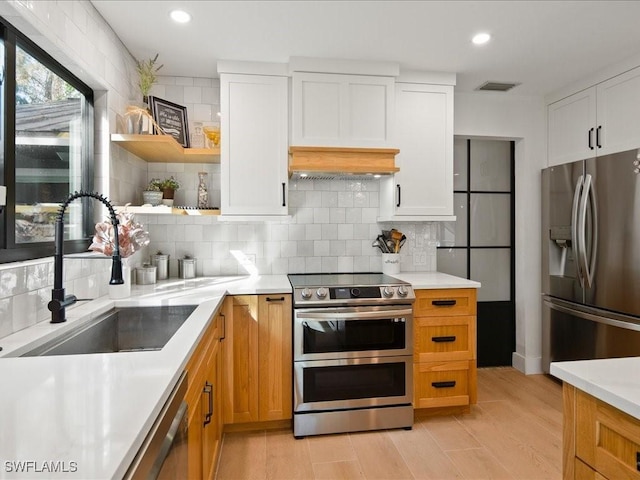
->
[551, 357, 640, 420]
[0, 275, 290, 480]
[391, 271, 481, 289]
[0, 271, 473, 479]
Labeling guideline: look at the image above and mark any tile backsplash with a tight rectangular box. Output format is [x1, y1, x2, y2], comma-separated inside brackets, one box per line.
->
[137, 178, 438, 278]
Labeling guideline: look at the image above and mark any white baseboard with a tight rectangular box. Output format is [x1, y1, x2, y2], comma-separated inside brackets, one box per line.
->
[511, 352, 543, 374]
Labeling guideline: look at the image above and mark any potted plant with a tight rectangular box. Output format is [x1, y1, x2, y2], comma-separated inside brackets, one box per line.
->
[142, 179, 163, 206]
[159, 176, 180, 205]
[135, 53, 163, 104]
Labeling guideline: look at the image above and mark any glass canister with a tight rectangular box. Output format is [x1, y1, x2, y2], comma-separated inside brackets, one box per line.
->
[178, 256, 196, 279]
[150, 252, 169, 280]
[135, 264, 157, 285]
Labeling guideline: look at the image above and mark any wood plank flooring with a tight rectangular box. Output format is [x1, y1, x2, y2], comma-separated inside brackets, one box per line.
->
[215, 367, 563, 480]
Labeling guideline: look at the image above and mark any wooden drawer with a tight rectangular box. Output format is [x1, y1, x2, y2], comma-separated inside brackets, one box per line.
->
[575, 458, 609, 480]
[576, 389, 640, 480]
[414, 361, 470, 409]
[414, 316, 475, 362]
[414, 289, 477, 317]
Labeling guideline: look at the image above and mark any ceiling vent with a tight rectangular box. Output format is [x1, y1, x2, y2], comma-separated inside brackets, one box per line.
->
[475, 81, 521, 92]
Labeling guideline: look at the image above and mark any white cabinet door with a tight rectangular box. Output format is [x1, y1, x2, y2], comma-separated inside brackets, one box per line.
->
[547, 87, 597, 166]
[220, 74, 289, 215]
[596, 66, 640, 156]
[291, 72, 394, 147]
[382, 83, 453, 217]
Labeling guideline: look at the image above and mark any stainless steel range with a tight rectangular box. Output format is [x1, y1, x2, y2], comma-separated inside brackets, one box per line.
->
[288, 273, 415, 438]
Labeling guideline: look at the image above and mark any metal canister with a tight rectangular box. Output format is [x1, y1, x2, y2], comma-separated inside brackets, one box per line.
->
[151, 253, 169, 280]
[135, 264, 157, 285]
[178, 257, 197, 279]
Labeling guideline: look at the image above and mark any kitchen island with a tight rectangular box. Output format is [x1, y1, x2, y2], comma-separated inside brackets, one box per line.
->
[0, 271, 478, 479]
[551, 358, 640, 480]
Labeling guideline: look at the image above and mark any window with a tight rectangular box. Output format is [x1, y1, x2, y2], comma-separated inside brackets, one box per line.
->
[0, 18, 94, 263]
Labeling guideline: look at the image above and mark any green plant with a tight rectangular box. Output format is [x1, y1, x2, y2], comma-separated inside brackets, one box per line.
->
[135, 53, 163, 98]
[145, 179, 162, 191]
[159, 176, 180, 191]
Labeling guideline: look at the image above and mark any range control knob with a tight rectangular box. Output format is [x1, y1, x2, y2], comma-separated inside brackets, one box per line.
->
[397, 285, 409, 297]
[301, 288, 312, 300]
[350, 288, 361, 297]
[382, 286, 395, 298]
[316, 287, 328, 299]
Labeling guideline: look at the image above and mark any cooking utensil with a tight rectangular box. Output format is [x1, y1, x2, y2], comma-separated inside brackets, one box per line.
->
[391, 230, 404, 253]
[372, 239, 386, 253]
[377, 235, 390, 253]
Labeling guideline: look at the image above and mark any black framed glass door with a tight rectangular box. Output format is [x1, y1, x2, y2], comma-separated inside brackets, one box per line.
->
[437, 138, 515, 366]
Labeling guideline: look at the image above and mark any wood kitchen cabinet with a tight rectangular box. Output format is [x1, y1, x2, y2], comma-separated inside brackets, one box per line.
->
[379, 82, 455, 220]
[562, 384, 640, 480]
[548, 65, 640, 167]
[413, 288, 477, 413]
[291, 71, 395, 148]
[221, 294, 292, 427]
[185, 309, 223, 480]
[219, 72, 289, 216]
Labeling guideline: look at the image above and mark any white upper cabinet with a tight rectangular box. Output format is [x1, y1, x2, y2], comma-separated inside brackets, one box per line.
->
[547, 87, 596, 166]
[292, 72, 395, 147]
[220, 73, 289, 216]
[548, 65, 640, 166]
[379, 82, 454, 219]
[596, 67, 640, 156]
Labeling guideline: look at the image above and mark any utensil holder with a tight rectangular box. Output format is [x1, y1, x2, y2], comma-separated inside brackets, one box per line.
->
[381, 253, 400, 275]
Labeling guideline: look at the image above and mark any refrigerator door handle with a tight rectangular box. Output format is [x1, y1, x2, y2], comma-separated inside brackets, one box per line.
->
[571, 175, 585, 288]
[578, 174, 597, 288]
[544, 297, 640, 332]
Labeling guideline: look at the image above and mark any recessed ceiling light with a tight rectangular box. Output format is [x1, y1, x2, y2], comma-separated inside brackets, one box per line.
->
[170, 10, 191, 23]
[472, 32, 491, 45]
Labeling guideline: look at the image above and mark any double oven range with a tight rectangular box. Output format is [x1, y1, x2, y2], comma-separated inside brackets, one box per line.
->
[288, 273, 415, 438]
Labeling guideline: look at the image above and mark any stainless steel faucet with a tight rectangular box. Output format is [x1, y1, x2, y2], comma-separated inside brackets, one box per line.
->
[48, 191, 124, 323]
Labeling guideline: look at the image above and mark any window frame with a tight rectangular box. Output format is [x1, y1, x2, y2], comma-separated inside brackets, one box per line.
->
[0, 17, 95, 264]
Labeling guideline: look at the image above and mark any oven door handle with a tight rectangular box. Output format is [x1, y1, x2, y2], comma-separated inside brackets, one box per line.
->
[296, 308, 413, 321]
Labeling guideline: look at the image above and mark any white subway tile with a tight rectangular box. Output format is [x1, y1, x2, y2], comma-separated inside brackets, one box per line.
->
[271, 258, 289, 275]
[305, 257, 321, 272]
[313, 208, 330, 224]
[192, 104, 213, 122]
[297, 241, 314, 256]
[306, 191, 322, 207]
[345, 208, 362, 224]
[264, 241, 281, 258]
[345, 240, 362, 256]
[184, 86, 202, 104]
[338, 224, 354, 240]
[294, 207, 314, 224]
[337, 191, 354, 207]
[280, 241, 297, 258]
[353, 256, 372, 272]
[336, 257, 354, 272]
[321, 257, 338, 273]
[12, 291, 37, 333]
[361, 208, 378, 224]
[305, 224, 322, 241]
[321, 224, 338, 240]
[271, 224, 289, 242]
[354, 191, 369, 207]
[288, 257, 306, 274]
[329, 240, 346, 256]
[0, 298, 13, 338]
[330, 208, 345, 224]
[175, 77, 194, 86]
[321, 191, 338, 207]
[314, 240, 330, 256]
[288, 191, 306, 208]
[288, 224, 305, 241]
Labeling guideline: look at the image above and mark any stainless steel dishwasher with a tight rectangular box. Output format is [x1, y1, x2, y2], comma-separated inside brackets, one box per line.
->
[124, 372, 188, 479]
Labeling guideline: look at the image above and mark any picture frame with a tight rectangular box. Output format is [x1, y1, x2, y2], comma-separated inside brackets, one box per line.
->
[148, 96, 190, 148]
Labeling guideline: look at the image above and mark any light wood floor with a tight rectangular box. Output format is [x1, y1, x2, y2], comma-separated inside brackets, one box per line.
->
[215, 367, 563, 480]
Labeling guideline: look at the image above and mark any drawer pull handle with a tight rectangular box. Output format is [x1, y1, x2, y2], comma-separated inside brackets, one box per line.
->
[637, 452, 640, 472]
[432, 381, 456, 389]
[432, 299, 457, 306]
[432, 335, 456, 343]
[266, 297, 285, 302]
[203, 382, 213, 426]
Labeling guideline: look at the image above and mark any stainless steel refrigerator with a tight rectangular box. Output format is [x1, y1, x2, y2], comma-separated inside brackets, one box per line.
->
[542, 148, 640, 374]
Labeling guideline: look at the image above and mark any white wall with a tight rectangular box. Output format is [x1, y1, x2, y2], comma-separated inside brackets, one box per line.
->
[455, 91, 547, 374]
[0, 0, 140, 338]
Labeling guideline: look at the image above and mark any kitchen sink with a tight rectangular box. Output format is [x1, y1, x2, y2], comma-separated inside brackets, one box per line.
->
[19, 305, 197, 357]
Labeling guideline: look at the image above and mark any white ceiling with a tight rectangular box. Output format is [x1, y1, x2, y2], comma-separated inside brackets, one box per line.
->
[91, 0, 640, 96]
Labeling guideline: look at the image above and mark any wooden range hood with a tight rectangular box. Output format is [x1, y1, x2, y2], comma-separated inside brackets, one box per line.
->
[288, 146, 400, 178]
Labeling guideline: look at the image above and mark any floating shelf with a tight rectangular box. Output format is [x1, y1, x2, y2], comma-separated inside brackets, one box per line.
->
[116, 205, 221, 216]
[111, 134, 220, 163]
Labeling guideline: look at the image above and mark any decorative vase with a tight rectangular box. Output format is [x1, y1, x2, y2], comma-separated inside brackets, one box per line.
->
[162, 188, 175, 200]
[108, 262, 131, 299]
[197, 172, 208, 208]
